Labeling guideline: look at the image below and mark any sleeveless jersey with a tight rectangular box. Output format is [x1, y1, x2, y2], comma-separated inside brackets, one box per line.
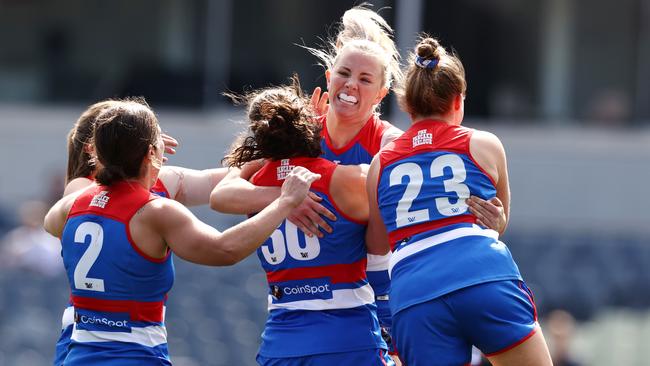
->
[376, 120, 522, 315]
[54, 178, 172, 366]
[250, 157, 385, 357]
[320, 114, 394, 165]
[60, 181, 174, 365]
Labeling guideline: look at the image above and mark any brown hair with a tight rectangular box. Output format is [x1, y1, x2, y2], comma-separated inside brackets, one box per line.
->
[224, 77, 322, 168]
[93, 99, 160, 186]
[397, 36, 467, 118]
[66, 100, 116, 183]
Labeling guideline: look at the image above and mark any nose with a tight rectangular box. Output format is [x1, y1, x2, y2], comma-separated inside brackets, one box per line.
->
[344, 77, 357, 90]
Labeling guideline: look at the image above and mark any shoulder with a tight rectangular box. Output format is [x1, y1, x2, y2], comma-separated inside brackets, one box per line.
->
[64, 177, 94, 197]
[469, 129, 505, 157]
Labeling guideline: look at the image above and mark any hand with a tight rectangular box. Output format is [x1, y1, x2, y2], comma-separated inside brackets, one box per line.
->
[287, 192, 337, 238]
[161, 133, 179, 163]
[467, 196, 506, 233]
[280, 166, 321, 209]
[310, 87, 329, 116]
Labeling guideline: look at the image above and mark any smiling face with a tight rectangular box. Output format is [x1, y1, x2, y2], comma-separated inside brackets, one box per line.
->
[326, 46, 388, 125]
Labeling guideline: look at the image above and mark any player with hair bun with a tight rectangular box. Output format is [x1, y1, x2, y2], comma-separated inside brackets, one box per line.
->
[366, 36, 553, 366]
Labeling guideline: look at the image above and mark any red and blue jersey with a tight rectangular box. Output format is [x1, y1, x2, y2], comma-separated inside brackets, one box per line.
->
[60, 181, 174, 365]
[54, 178, 173, 366]
[376, 120, 522, 315]
[320, 114, 394, 165]
[250, 157, 385, 357]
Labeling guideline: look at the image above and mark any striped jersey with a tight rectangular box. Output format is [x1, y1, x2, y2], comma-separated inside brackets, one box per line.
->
[250, 157, 386, 357]
[54, 178, 172, 366]
[320, 114, 395, 165]
[376, 120, 522, 315]
[60, 181, 174, 365]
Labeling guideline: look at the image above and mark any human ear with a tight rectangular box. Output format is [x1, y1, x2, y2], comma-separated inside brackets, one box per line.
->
[374, 87, 389, 104]
[453, 94, 463, 111]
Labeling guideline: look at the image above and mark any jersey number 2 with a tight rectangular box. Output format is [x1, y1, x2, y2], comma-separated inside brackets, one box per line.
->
[389, 154, 470, 228]
[261, 221, 320, 264]
[74, 222, 105, 292]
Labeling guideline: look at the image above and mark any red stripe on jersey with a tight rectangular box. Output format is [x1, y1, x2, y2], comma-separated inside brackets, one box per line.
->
[388, 215, 476, 249]
[266, 258, 367, 284]
[322, 114, 391, 156]
[71, 295, 165, 322]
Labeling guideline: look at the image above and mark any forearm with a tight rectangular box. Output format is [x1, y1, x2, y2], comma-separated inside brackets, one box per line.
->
[211, 178, 281, 214]
[215, 196, 294, 264]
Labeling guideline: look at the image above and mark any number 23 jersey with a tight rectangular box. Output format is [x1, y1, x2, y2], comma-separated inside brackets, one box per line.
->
[376, 120, 522, 315]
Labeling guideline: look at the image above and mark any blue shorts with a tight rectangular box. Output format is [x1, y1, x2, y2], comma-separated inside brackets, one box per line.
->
[256, 348, 394, 366]
[393, 280, 538, 366]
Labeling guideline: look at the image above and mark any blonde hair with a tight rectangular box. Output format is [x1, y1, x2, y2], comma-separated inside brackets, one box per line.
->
[306, 4, 402, 89]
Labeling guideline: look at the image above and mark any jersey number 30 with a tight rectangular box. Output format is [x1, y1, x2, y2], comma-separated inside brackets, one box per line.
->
[389, 154, 470, 228]
[73, 222, 105, 292]
[261, 221, 320, 264]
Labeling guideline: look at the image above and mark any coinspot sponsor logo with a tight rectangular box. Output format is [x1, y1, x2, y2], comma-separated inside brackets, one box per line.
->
[270, 278, 333, 303]
[78, 315, 128, 328]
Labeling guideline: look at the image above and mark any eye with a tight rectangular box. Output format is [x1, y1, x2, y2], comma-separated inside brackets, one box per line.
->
[337, 70, 350, 77]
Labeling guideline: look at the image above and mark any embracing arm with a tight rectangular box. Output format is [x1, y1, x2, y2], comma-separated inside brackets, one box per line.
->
[469, 130, 511, 233]
[162, 167, 320, 266]
[159, 166, 228, 206]
[365, 156, 391, 255]
[63, 177, 94, 197]
[210, 161, 281, 214]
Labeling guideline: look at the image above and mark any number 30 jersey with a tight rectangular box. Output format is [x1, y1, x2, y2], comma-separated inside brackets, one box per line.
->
[250, 157, 386, 358]
[376, 120, 522, 315]
[61, 181, 174, 365]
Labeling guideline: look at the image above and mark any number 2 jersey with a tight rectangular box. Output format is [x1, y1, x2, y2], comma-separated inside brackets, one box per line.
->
[250, 157, 386, 358]
[376, 120, 522, 315]
[60, 181, 174, 365]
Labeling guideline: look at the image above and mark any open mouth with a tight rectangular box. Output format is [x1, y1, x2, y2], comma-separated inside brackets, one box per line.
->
[338, 93, 358, 105]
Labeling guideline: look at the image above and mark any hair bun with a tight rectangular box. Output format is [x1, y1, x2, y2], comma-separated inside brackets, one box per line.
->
[416, 38, 442, 61]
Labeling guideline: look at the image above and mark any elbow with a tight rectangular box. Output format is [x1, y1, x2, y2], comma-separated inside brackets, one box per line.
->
[209, 190, 227, 212]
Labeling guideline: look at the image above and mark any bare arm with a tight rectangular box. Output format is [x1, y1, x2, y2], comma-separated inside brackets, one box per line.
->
[469, 130, 511, 233]
[44, 191, 84, 238]
[159, 167, 320, 266]
[210, 162, 337, 238]
[365, 156, 391, 255]
[159, 166, 228, 206]
[63, 177, 94, 197]
[210, 163, 281, 214]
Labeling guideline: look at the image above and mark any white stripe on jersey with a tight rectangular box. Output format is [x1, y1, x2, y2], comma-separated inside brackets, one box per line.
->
[389, 225, 499, 276]
[62, 305, 74, 330]
[267, 284, 375, 311]
[71, 324, 167, 348]
[366, 252, 391, 271]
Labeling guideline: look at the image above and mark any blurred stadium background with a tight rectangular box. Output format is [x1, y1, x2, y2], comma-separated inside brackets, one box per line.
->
[1, 0, 649, 365]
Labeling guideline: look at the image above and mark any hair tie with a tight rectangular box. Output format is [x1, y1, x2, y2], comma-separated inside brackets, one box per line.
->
[415, 56, 438, 69]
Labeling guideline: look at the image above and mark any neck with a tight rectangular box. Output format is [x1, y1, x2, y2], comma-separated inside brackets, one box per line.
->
[325, 109, 372, 149]
[413, 112, 459, 126]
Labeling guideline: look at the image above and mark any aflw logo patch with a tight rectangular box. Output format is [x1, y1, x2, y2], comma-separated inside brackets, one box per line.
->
[276, 159, 294, 180]
[90, 191, 110, 208]
[412, 129, 433, 147]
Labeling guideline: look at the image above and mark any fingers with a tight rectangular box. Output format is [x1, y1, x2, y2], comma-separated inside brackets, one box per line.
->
[310, 87, 329, 115]
[161, 133, 178, 155]
[288, 214, 320, 238]
[467, 196, 504, 232]
[317, 91, 329, 116]
[310, 87, 322, 109]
